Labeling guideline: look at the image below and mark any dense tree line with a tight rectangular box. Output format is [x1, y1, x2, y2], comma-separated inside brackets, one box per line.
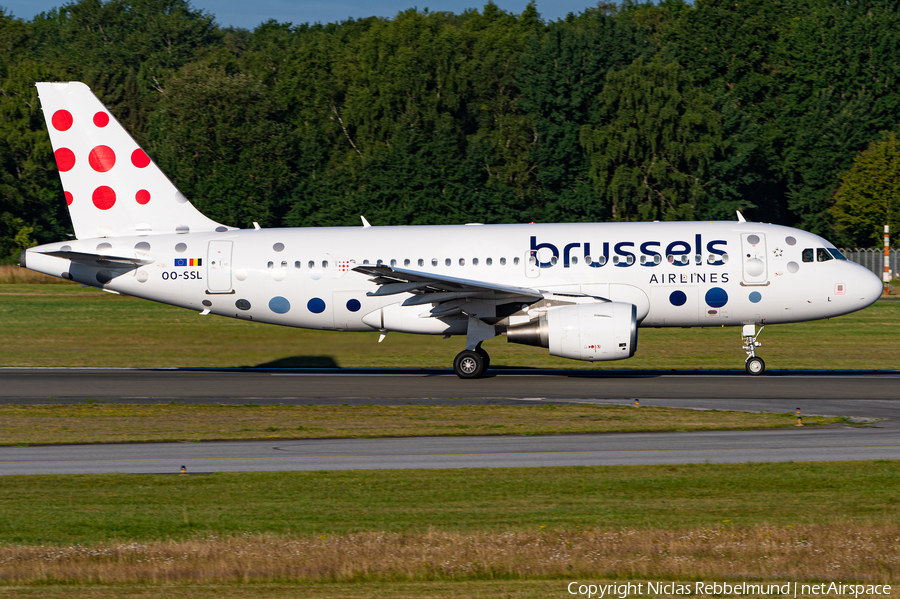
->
[1, 0, 899, 262]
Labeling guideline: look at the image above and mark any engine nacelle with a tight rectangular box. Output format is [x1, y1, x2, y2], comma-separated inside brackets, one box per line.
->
[506, 302, 638, 361]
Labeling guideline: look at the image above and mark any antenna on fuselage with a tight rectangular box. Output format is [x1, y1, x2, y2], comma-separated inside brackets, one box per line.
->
[361, 216, 372, 228]
[736, 211, 747, 223]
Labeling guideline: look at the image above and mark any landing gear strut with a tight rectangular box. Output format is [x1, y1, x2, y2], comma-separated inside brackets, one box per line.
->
[742, 324, 765, 376]
[454, 348, 488, 379]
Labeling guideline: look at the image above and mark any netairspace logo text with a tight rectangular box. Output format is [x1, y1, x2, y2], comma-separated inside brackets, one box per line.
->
[567, 581, 892, 598]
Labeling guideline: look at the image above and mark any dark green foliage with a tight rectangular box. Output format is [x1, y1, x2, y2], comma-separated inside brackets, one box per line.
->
[581, 55, 723, 221]
[518, 6, 652, 221]
[2, 0, 900, 261]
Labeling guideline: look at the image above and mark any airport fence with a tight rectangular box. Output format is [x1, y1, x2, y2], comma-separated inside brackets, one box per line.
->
[838, 248, 899, 281]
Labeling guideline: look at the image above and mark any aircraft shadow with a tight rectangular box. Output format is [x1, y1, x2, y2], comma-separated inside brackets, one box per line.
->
[253, 356, 339, 368]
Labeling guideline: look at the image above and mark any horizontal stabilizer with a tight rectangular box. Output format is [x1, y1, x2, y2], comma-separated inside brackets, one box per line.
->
[39, 250, 154, 266]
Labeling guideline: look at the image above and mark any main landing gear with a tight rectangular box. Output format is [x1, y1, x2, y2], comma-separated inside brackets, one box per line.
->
[453, 347, 491, 379]
[453, 316, 496, 379]
[742, 324, 766, 376]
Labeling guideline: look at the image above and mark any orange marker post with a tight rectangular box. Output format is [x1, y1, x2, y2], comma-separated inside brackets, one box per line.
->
[885, 225, 891, 296]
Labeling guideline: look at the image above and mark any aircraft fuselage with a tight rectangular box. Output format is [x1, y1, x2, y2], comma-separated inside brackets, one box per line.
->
[25, 220, 882, 336]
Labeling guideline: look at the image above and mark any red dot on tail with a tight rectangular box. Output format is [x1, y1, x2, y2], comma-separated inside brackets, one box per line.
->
[93, 112, 110, 127]
[131, 148, 151, 168]
[88, 145, 116, 172]
[52, 110, 73, 131]
[92, 186, 116, 210]
[64, 191, 73, 206]
[135, 189, 150, 205]
[55, 148, 76, 172]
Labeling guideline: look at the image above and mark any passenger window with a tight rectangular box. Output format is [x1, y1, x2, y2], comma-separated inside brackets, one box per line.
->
[281, 261, 287, 269]
[613, 256, 620, 265]
[376, 259, 383, 265]
[432, 258, 438, 267]
[473, 258, 479, 266]
[514, 257, 520, 265]
[550, 256, 558, 265]
[294, 261, 301, 269]
[459, 258, 465, 266]
[267, 261, 274, 269]
[816, 248, 833, 262]
[322, 260, 328, 268]
[308, 260, 315, 269]
[571, 256, 578, 265]
[802, 249, 814, 263]
[390, 259, 396, 267]
[486, 258, 493, 266]
[418, 259, 424, 267]
[695, 254, 702, 265]
[445, 258, 451, 266]
[500, 257, 506, 265]
[404, 259, 410, 266]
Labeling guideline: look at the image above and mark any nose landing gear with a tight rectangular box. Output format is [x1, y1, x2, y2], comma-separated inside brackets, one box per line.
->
[742, 324, 765, 375]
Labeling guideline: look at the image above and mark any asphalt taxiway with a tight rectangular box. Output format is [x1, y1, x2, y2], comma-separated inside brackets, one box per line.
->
[1, 368, 898, 475]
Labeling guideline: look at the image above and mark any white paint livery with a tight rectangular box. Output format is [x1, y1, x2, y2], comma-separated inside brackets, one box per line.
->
[23, 82, 885, 377]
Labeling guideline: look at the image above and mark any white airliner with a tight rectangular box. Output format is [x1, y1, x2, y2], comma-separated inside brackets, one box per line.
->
[21, 82, 884, 377]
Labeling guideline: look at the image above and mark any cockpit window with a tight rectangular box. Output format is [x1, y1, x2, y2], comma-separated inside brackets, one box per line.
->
[827, 248, 848, 260]
[802, 248, 814, 263]
[816, 248, 833, 262]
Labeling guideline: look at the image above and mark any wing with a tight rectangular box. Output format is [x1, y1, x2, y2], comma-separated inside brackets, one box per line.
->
[352, 264, 544, 312]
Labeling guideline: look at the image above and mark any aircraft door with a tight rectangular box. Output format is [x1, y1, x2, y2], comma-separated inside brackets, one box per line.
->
[741, 233, 768, 285]
[207, 240, 233, 293]
[525, 251, 540, 278]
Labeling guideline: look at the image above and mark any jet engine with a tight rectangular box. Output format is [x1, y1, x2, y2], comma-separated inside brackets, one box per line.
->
[506, 302, 637, 361]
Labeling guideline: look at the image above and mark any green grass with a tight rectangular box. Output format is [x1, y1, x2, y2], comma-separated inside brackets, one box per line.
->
[0, 403, 839, 445]
[2, 461, 898, 546]
[0, 284, 898, 369]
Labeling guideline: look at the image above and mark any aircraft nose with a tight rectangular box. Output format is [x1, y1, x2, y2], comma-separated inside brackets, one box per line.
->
[857, 266, 885, 308]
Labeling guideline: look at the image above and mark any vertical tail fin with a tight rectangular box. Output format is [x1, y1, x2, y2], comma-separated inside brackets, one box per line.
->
[36, 81, 230, 239]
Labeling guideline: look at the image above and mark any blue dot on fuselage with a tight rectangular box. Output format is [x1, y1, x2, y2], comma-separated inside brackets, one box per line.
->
[705, 287, 728, 308]
[346, 299, 361, 312]
[268, 296, 291, 314]
[669, 290, 687, 306]
[749, 291, 762, 303]
[307, 297, 326, 314]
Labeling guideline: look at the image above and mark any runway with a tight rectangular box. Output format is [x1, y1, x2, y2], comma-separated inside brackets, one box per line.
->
[2, 368, 899, 475]
[3, 426, 900, 475]
[2, 367, 899, 403]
